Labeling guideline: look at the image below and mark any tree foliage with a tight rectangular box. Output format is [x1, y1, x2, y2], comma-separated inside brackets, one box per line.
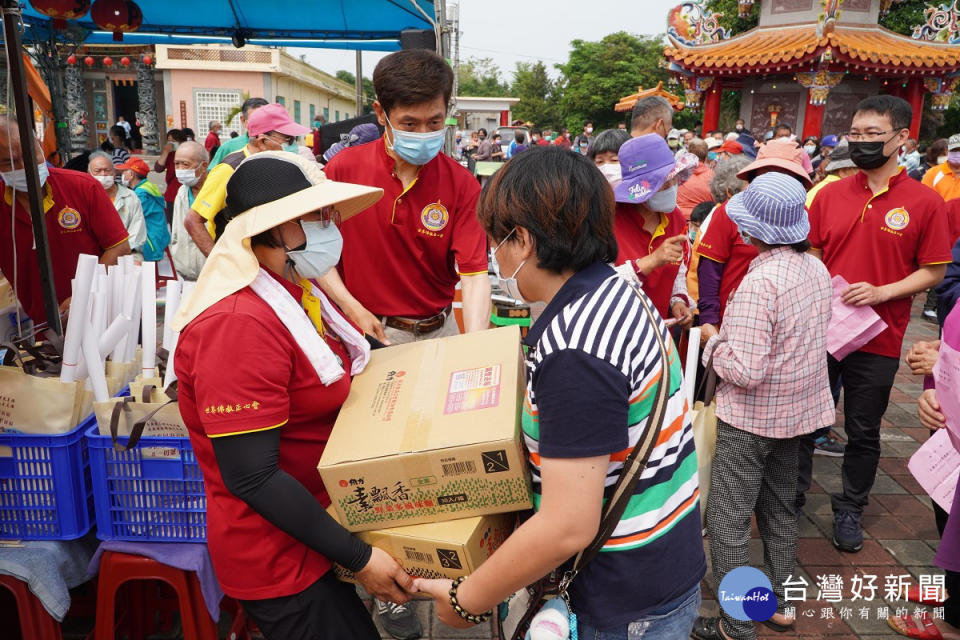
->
[509, 61, 562, 129]
[705, 0, 759, 37]
[556, 32, 671, 131]
[334, 70, 375, 113]
[879, 0, 928, 36]
[458, 57, 511, 97]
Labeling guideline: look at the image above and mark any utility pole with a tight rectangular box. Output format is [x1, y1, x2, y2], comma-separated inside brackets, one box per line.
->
[355, 50, 363, 115]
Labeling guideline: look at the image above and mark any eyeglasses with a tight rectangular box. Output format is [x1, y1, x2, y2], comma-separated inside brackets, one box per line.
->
[843, 129, 905, 142]
[318, 206, 341, 228]
[263, 133, 295, 147]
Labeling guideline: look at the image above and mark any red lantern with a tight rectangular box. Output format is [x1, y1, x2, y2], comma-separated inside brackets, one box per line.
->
[120, 56, 130, 66]
[141, 54, 153, 65]
[90, 0, 143, 42]
[29, 0, 91, 29]
[84, 56, 95, 66]
[66, 54, 77, 65]
[102, 56, 113, 66]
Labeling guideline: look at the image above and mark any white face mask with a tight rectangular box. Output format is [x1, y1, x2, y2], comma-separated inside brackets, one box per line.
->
[492, 228, 527, 303]
[285, 220, 343, 279]
[2, 162, 49, 192]
[176, 168, 200, 187]
[647, 184, 678, 213]
[939, 156, 949, 165]
[598, 163, 622, 187]
[585, 127, 593, 134]
[94, 174, 115, 189]
[804, 144, 817, 156]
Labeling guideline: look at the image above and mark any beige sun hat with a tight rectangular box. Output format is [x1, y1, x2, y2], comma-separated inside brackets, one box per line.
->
[172, 151, 383, 331]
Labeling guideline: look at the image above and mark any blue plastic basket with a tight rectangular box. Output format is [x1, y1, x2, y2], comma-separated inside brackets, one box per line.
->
[0, 414, 95, 540]
[86, 425, 206, 542]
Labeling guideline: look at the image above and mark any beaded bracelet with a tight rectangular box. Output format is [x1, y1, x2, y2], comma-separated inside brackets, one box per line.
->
[448, 576, 492, 625]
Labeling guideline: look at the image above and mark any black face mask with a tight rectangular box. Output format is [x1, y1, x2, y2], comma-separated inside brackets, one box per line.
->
[849, 133, 900, 170]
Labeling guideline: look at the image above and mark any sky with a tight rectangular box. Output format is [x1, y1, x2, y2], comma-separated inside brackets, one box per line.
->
[289, 0, 680, 84]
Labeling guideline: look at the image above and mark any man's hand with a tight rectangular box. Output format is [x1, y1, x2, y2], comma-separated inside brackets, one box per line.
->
[413, 578, 475, 629]
[906, 340, 940, 377]
[700, 323, 718, 344]
[841, 281, 889, 307]
[652, 235, 686, 268]
[671, 301, 694, 329]
[344, 301, 390, 345]
[918, 389, 946, 431]
[354, 547, 414, 605]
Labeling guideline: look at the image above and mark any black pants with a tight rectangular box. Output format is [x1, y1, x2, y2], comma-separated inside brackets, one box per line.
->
[240, 573, 379, 640]
[797, 352, 899, 514]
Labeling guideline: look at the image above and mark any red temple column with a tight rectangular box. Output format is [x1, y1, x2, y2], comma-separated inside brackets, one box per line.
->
[802, 89, 825, 139]
[701, 81, 721, 136]
[905, 78, 924, 140]
[500, 110, 510, 126]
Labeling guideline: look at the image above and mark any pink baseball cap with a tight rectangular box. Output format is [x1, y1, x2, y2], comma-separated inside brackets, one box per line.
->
[246, 103, 310, 137]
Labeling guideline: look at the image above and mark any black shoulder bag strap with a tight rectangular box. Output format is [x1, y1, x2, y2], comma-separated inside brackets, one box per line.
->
[109, 383, 178, 451]
[559, 280, 674, 592]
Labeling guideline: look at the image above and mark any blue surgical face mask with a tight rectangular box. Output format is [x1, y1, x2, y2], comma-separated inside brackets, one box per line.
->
[285, 220, 343, 279]
[647, 184, 678, 213]
[2, 162, 49, 192]
[283, 142, 299, 154]
[385, 115, 446, 165]
[492, 228, 527, 303]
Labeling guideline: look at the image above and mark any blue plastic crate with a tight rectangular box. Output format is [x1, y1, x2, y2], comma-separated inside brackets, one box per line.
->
[86, 425, 206, 542]
[0, 414, 95, 540]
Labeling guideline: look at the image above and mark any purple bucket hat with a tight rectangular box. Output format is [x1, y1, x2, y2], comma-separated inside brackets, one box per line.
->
[613, 134, 677, 204]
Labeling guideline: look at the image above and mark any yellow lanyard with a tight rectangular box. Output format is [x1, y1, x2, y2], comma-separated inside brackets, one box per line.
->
[298, 278, 325, 337]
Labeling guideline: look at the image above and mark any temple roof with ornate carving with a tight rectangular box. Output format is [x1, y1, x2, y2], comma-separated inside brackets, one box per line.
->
[664, 23, 960, 75]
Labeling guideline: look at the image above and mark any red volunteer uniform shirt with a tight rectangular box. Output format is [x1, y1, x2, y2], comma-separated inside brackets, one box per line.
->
[696, 202, 759, 322]
[809, 170, 952, 359]
[614, 203, 688, 319]
[0, 168, 128, 323]
[323, 138, 487, 319]
[175, 271, 352, 600]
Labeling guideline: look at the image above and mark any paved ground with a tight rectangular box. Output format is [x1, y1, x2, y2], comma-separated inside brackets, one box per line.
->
[400, 300, 943, 640]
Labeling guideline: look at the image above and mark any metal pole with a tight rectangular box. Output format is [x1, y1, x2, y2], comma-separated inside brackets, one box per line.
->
[355, 50, 363, 115]
[1, 1, 62, 335]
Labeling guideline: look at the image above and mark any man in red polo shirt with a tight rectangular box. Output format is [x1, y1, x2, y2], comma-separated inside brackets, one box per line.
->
[0, 115, 130, 326]
[320, 50, 490, 351]
[802, 95, 951, 553]
[319, 48, 490, 640]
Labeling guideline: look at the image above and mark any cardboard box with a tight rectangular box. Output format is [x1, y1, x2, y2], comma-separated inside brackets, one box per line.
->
[318, 325, 532, 532]
[330, 509, 517, 582]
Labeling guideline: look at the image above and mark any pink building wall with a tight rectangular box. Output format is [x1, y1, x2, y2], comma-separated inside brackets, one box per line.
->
[167, 69, 265, 131]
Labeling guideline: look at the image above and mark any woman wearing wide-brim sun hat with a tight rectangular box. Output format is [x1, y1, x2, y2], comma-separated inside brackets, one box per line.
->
[172, 151, 413, 640]
[691, 172, 834, 640]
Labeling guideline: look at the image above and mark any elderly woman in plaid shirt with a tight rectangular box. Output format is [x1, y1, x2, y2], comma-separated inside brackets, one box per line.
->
[692, 172, 835, 640]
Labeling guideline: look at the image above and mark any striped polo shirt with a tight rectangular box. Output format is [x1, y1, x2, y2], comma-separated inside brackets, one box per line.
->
[522, 262, 705, 628]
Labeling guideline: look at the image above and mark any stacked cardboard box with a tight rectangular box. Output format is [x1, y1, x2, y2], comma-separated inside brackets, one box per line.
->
[319, 326, 532, 580]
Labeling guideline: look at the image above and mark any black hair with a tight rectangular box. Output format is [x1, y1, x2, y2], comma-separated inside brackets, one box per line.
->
[478, 147, 618, 272]
[250, 229, 283, 249]
[532, 128, 542, 136]
[514, 130, 525, 143]
[166, 129, 187, 143]
[478, 128, 488, 136]
[926, 139, 948, 164]
[775, 123, 792, 134]
[759, 238, 811, 253]
[587, 129, 630, 160]
[109, 126, 129, 148]
[242, 97, 269, 117]
[373, 49, 453, 115]
[690, 201, 715, 225]
[182, 127, 196, 140]
[854, 95, 912, 131]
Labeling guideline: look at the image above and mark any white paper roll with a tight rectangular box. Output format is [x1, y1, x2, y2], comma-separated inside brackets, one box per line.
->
[685, 328, 701, 409]
[162, 280, 181, 350]
[141, 262, 157, 377]
[82, 292, 109, 402]
[108, 265, 122, 320]
[122, 269, 142, 363]
[60, 254, 99, 383]
[99, 315, 130, 359]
